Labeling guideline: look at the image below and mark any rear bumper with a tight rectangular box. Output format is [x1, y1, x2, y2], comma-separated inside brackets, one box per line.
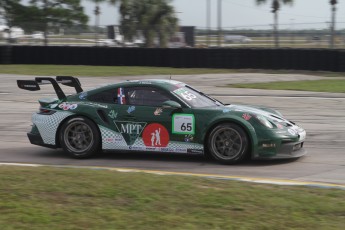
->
[27, 132, 57, 149]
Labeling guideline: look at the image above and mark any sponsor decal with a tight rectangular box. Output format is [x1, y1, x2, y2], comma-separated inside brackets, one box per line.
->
[58, 102, 78, 111]
[50, 103, 58, 109]
[172, 114, 195, 134]
[79, 92, 88, 100]
[130, 146, 145, 151]
[87, 102, 108, 108]
[187, 149, 204, 154]
[127, 106, 135, 114]
[184, 134, 194, 142]
[105, 138, 114, 143]
[242, 113, 252, 121]
[139, 81, 152, 84]
[117, 88, 126, 105]
[173, 88, 197, 101]
[114, 121, 147, 145]
[23, 84, 37, 88]
[275, 130, 287, 134]
[142, 123, 170, 147]
[154, 108, 163, 116]
[223, 109, 230, 113]
[145, 147, 156, 151]
[108, 110, 118, 119]
[104, 137, 123, 143]
[159, 147, 176, 152]
[277, 123, 284, 129]
[175, 148, 188, 153]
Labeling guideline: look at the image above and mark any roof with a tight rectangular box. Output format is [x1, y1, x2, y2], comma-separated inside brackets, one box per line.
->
[87, 79, 186, 94]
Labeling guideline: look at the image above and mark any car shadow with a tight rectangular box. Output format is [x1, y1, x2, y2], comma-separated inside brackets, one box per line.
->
[30, 148, 302, 167]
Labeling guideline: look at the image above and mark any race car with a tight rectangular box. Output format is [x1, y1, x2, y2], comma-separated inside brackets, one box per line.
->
[17, 76, 306, 164]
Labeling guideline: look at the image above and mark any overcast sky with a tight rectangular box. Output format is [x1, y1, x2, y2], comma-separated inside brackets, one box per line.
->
[83, 0, 345, 30]
[17, 0, 345, 30]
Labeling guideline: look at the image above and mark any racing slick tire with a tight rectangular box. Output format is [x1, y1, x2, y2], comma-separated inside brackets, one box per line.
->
[60, 116, 101, 159]
[208, 123, 249, 164]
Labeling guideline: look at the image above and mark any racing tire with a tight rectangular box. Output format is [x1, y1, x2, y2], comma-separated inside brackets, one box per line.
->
[60, 117, 101, 159]
[207, 123, 249, 164]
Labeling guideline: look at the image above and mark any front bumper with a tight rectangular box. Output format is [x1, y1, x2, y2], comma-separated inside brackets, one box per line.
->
[254, 138, 307, 160]
[254, 126, 307, 160]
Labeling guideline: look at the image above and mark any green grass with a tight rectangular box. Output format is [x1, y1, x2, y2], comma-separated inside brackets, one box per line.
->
[229, 79, 345, 93]
[0, 65, 238, 76]
[2, 64, 345, 78]
[0, 166, 344, 230]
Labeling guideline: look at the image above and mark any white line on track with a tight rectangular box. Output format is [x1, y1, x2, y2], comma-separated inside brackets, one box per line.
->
[1, 162, 344, 190]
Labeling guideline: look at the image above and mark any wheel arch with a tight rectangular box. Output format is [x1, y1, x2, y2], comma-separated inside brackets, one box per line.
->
[202, 117, 258, 158]
[55, 114, 102, 149]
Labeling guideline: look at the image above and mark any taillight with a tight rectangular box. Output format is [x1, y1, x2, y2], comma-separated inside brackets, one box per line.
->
[38, 107, 56, 115]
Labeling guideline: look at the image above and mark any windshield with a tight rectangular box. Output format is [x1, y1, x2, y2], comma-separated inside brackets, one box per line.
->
[172, 85, 223, 108]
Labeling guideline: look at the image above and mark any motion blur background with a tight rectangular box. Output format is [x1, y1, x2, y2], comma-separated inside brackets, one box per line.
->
[0, 0, 344, 49]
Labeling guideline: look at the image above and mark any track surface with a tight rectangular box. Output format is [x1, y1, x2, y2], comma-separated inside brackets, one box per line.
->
[1, 73, 345, 185]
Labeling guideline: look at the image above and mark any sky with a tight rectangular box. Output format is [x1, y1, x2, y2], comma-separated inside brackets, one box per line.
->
[14, 0, 345, 30]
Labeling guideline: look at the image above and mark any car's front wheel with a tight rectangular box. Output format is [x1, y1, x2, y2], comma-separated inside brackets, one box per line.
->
[208, 123, 249, 164]
[60, 117, 100, 158]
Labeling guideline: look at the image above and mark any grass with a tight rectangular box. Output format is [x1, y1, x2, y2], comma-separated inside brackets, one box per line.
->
[1, 64, 345, 78]
[0, 166, 344, 230]
[228, 79, 345, 93]
[0, 65, 238, 76]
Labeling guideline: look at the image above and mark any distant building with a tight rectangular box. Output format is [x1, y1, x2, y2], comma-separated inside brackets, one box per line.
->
[0, 26, 24, 40]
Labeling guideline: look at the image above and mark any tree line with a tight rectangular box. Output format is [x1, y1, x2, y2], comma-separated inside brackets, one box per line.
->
[0, 0, 178, 47]
[0, 0, 340, 48]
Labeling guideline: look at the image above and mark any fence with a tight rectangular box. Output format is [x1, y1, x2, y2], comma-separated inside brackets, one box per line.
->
[1, 46, 344, 72]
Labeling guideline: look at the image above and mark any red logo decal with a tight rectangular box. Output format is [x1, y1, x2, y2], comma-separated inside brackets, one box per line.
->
[242, 113, 252, 121]
[142, 123, 169, 147]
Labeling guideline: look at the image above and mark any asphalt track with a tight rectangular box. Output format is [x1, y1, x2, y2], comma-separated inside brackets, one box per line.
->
[1, 73, 345, 186]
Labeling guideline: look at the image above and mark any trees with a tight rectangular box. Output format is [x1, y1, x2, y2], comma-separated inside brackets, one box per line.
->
[256, 0, 293, 48]
[88, 0, 107, 45]
[28, 0, 88, 45]
[0, 0, 26, 28]
[118, 0, 178, 47]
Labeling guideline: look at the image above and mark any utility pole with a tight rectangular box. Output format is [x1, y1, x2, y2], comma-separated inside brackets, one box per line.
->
[94, 4, 100, 46]
[330, 0, 337, 49]
[207, 0, 211, 46]
[290, 18, 294, 46]
[217, 0, 222, 47]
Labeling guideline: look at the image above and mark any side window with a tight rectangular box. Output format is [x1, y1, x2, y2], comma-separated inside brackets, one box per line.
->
[88, 89, 117, 104]
[126, 87, 173, 106]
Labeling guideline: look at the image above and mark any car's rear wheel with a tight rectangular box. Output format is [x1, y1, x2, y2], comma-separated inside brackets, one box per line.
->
[208, 123, 249, 164]
[60, 117, 100, 158]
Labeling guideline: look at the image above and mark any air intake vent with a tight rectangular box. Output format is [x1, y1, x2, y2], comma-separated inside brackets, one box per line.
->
[97, 110, 109, 124]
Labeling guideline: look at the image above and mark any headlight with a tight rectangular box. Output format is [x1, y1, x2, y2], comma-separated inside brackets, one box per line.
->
[256, 115, 273, 129]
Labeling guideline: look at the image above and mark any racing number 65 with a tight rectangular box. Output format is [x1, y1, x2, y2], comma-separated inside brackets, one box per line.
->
[181, 123, 192, 131]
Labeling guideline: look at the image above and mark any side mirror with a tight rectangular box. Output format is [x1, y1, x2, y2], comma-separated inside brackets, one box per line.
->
[162, 100, 182, 109]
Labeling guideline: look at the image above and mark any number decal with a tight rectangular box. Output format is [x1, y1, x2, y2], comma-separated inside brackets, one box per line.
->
[174, 88, 197, 101]
[180, 91, 196, 101]
[172, 114, 195, 134]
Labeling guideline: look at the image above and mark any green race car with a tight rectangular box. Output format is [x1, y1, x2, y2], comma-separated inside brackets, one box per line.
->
[17, 76, 306, 164]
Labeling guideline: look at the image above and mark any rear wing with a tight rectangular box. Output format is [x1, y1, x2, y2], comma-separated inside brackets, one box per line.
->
[17, 76, 83, 100]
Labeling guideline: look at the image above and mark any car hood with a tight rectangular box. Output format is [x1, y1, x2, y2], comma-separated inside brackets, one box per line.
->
[225, 104, 293, 125]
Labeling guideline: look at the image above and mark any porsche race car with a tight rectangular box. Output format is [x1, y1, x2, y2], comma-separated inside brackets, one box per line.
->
[17, 76, 306, 164]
